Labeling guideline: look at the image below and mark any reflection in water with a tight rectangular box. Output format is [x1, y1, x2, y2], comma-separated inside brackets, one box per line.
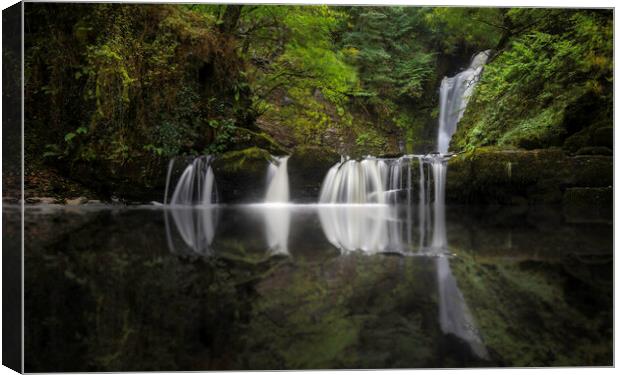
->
[22, 203, 612, 371]
[163, 201, 489, 360]
[262, 205, 291, 255]
[437, 257, 489, 359]
[164, 153, 485, 358]
[317, 205, 416, 254]
[164, 207, 219, 255]
[318, 205, 391, 253]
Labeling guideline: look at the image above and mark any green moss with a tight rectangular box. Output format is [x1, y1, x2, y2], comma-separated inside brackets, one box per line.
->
[575, 146, 612, 156]
[447, 148, 612, 206]
[216, 147, 273, 174]
[229, 128, 289, 156]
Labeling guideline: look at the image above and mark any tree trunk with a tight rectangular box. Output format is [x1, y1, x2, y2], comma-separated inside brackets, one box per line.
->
[219, 5, 243, 35]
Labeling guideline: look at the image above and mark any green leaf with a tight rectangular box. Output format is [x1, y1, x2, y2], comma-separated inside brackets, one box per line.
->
[64, 132, 76, 142]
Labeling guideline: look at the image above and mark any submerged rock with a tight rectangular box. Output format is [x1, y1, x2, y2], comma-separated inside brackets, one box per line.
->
[563, 187, 612, 223]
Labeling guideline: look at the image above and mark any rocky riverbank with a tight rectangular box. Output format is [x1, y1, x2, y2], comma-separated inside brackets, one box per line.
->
[446, 147, 612, 220]
[15, 146, 613, 211]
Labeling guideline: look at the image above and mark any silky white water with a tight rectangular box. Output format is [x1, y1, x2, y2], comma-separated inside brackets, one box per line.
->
[437, 50, 491, 154]
[265, 156, 290, 203]
[164, 155, 217, 206]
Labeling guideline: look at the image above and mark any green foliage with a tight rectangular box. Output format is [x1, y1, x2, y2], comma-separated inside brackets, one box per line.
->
[24, 4, 613, 198]
[423, 7, 503, 54]
[206, 118, 238, 154]
[453, 10, 612, 151]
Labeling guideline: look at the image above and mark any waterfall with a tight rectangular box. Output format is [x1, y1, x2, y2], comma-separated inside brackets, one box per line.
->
[164, 155, 217, 206]
[265, 156, 290, 203]
[431, 51, 491, 360]
[437, 50, 491, 154]
[318, 156, 419, 204]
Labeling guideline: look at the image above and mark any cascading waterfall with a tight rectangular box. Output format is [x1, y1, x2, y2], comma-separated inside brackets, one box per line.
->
[265, 156, 290, 203]
[163, 155, 219, 255]
[318, 158, 386, 204]
[164, 155, 218, 206]
[437, 50, 491, 154]
[319, 156, 421, 205]
[432, 51, 491, 360]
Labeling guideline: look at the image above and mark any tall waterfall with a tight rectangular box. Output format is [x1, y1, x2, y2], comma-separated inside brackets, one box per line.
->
[164, 155, 217, 206]
[437, 50, 491, 154]
[432, 51, 491, 360]
[265, 156, 290, 203]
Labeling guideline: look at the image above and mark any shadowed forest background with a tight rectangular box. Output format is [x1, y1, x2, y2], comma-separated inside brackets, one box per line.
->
[20, 3, 612, 201]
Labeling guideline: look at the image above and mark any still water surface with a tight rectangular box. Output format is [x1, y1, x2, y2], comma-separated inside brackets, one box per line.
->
[9, 203, 612, 371]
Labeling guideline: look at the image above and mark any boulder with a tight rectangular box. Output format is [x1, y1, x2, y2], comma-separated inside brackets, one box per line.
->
[288, 146, 340, 202]
[65, 197, 88, 205]
[593, 127, 613, 149]
[212, 147, 273, 203]
[26, 197, 58, 204]
[575, 146, 612, 156]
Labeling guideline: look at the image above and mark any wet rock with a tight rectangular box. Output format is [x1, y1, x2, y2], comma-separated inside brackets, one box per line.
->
[212, 147, 273, 203]
[26, 197, 58, 204]
[569, 155, 613, 187]
[65, 197, 88, 205]
[447, 147, 613, 205]
[288, 145, 340, 202]
[593, 127, 613, 149]
[575, 146, 612, 156]
[227, 128, 288, 155]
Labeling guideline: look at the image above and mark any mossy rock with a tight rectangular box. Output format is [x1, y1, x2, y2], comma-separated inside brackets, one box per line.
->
[593, 127, 613, 149]
[568, 155, 613, 187]
[563, 127, 592, 154]
[228, 128, 289, 156]
[446, 147, 612, 205]
[447, 148, 569, 204]
[212, 147, 274, 203]
[288, 145, 340, 202]
[563, 125, 613, 154]
[575, 146, 612, 156]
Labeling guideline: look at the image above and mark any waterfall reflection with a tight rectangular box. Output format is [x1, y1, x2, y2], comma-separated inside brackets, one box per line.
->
[262, 205, 291, 255]
[164, 206, 219, 256]
[317, 205, 414, 254]
[163, 202, 488, 359]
